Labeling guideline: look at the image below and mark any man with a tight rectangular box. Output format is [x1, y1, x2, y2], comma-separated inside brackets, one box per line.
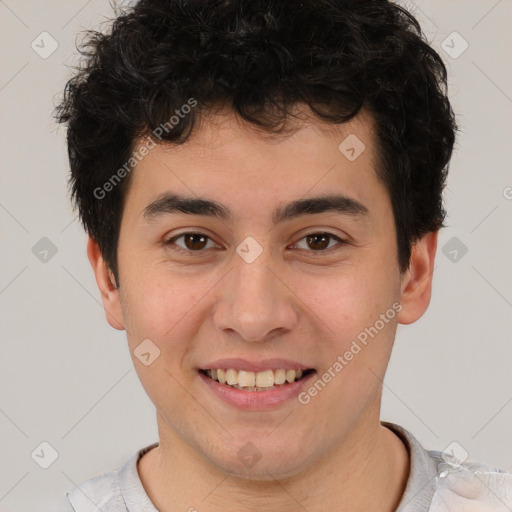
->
[56, 0, 512, 510]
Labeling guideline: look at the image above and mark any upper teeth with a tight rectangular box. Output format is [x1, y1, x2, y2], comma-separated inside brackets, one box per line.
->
[206, 368, 304, 387]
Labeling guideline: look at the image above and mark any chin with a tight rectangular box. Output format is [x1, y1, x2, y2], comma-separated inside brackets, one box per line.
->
[205, 437, 313, 481]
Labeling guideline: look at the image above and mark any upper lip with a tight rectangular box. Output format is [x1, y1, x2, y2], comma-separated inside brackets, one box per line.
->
[199, 358, 314, 373]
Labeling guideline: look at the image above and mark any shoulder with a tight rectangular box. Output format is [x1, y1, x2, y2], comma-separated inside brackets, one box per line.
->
[426, 449, 512, 511]
[65, 443, 158, 512]
[383, 421, 512, 511]
[65, 465, 126, 512]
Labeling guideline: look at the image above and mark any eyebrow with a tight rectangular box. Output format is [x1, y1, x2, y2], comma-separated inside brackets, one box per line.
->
[143, 192, 369, 225]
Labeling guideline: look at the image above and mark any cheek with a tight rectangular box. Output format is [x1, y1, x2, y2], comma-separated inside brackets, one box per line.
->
[118, 271, 205, 406]
[299, 263, 401, 392]
[299, 274, 400, 408]
[120, 266, 218, 354]
[304, 265, 399, 334]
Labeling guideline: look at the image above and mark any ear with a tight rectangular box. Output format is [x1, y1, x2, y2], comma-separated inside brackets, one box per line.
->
[397, 231, 438, 325]
[87, 237, 125, 330]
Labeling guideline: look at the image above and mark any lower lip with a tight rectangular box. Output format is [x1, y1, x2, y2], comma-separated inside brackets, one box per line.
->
[198, 370, 316, 410]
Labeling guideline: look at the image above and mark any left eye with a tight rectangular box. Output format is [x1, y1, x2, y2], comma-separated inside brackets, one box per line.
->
[165, 232, 344, 253]
[292, 232, 345, 252]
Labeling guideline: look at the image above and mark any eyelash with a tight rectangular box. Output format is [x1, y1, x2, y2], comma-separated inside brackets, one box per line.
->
[164, 231, 347, 256]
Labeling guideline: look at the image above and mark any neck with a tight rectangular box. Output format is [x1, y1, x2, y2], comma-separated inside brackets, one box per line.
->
[138, 410, 410, 512]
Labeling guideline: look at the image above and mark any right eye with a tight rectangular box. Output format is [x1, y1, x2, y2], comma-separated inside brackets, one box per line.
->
[164, 232, 220, 254]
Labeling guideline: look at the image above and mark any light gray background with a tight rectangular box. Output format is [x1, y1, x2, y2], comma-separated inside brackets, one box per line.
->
[0, 1, 511, 510]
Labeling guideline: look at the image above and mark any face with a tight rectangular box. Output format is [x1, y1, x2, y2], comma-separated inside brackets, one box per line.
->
[90, 106, 436, 479]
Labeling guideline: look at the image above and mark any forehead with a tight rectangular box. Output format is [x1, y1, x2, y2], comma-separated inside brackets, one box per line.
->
[124, 106, 388, 225]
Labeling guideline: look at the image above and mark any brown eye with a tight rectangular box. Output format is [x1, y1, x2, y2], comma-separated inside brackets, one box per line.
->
[294, 232, 345, 252]
[182, 233, 208, 250]
[306, 233, 330, 250]
[165, 232, 216, 252]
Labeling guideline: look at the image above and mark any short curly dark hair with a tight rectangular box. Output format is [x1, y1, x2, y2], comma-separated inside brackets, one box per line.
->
[55, 0, 457, 283]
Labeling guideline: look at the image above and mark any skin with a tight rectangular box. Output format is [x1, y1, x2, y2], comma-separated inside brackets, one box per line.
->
[88, 105, 438, 512]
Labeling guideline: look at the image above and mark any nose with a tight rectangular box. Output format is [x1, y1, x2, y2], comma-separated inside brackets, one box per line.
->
[213, 245, 299, 343]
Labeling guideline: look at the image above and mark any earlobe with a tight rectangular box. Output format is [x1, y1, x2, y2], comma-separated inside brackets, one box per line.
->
[397, 231, 438, 325]
[87, 237, 125, 330]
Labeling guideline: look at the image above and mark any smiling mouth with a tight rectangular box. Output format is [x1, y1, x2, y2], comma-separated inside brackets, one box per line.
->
[199, 368, 315, 391]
